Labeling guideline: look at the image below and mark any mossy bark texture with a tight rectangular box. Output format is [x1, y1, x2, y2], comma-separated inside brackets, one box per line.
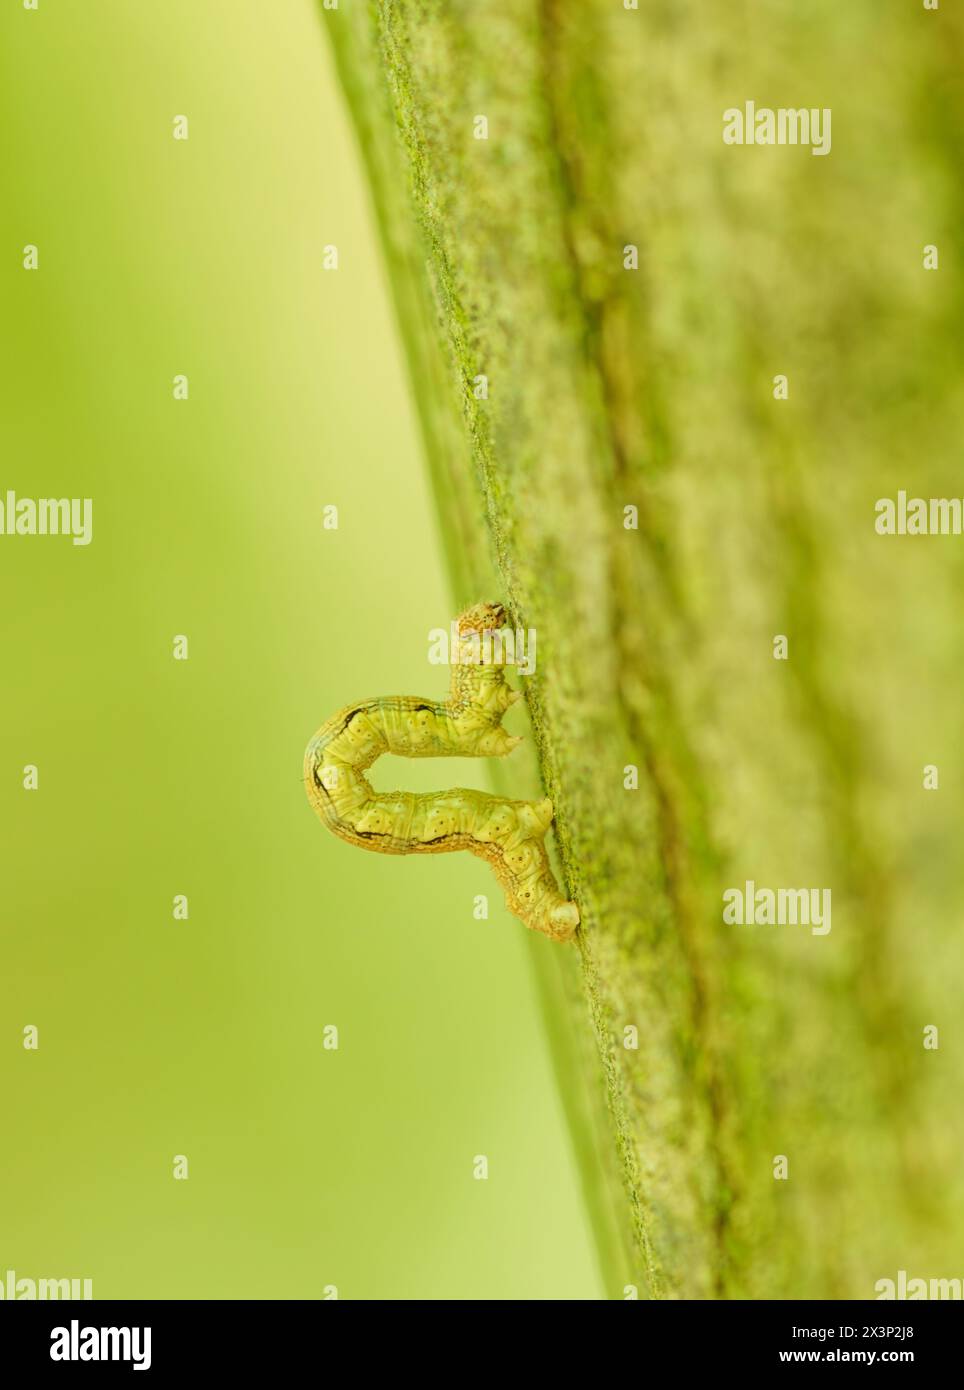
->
[325, 0, 964, 1298]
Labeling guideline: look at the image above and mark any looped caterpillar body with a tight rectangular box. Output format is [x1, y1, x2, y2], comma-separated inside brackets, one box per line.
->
[304, 602, 579, 942]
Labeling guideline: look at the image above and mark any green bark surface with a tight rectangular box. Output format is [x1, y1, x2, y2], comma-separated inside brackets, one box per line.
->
[325, 0, 964, 1298]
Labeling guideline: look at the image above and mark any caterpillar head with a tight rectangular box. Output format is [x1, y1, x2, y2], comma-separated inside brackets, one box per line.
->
[457, 601, 505, 637]
[454, 601, 517, 672]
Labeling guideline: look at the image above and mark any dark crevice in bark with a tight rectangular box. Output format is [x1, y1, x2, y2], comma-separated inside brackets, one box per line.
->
[536, 0, 738, 1296]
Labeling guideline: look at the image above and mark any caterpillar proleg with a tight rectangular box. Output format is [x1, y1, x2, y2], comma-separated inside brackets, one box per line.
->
[304, 602, 579, 942]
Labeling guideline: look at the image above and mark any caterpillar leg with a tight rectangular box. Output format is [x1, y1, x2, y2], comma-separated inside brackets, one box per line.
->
[471, 796, 579, 942]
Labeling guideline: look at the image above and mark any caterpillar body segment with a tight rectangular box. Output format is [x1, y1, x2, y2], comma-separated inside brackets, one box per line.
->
[304, 602, 579, 942]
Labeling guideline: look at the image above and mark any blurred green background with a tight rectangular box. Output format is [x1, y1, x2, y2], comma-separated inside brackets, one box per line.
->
[0, 0, 601, 1299]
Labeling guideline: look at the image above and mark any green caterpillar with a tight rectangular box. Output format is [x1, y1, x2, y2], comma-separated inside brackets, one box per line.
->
[304, 602, 579, 942]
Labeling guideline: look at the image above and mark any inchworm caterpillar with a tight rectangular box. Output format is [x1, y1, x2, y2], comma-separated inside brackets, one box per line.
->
[304, 602, 579, 942]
